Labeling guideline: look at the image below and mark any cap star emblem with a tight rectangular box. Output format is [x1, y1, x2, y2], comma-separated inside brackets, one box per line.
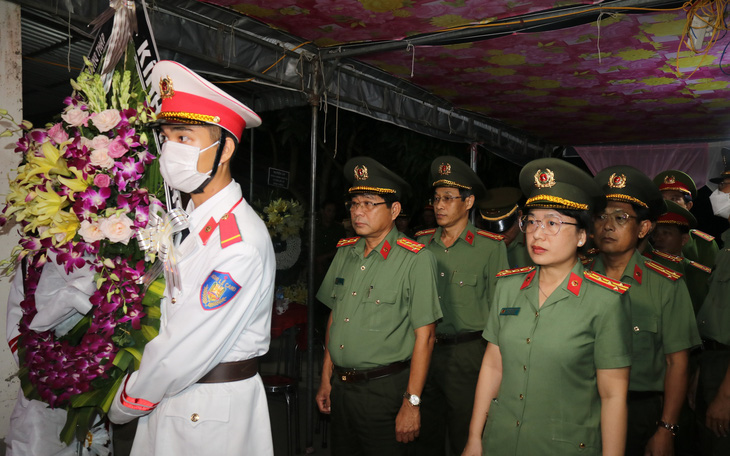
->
[534, 168, 556, 188]
[608, 173, 627, 189]
[159, 76, 175, 100]
[439, 163, 451, 175]
[354, 165, 368, 181]
[664, 175, 676, 185]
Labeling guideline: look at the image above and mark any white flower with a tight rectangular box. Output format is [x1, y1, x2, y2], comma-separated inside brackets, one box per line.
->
[89, 148, 115, 169]
[91, 135, 111, 149]
[61, 108, 89, 127]
[78, 220, 105, 243]
[99, 214, 134, 245]
[91, 109, 121, 133]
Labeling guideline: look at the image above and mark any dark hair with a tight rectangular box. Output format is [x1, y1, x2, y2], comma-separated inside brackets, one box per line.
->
[556, 209, 593, 235]
[459, 188, 474, 200]
[631, 202, 652, 222]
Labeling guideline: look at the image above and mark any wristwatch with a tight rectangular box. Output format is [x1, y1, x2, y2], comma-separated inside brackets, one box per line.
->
[657, 420, 679, 436]
[403, 392, 421, 407]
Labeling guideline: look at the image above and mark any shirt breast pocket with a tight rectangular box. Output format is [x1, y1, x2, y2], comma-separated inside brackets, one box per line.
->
[632, 315, 659, 354]
[363, 288, 399, 331]
[450, 272, 477, 307]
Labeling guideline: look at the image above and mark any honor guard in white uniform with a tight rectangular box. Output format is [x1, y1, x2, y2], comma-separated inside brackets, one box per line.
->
[108, 61, 276, 455]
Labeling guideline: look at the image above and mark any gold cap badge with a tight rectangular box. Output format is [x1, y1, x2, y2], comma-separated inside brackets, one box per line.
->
[663, 175, 676, 185]
[608, 173, 627, 189]
[354, 165, 368, 181]
[159, 76, 175, 100]
[438, 163, 451, 175]
[534, 169, 555, 188]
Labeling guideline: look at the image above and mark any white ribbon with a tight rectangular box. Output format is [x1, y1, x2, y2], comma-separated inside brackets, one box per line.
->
[135, 207, 188, 293]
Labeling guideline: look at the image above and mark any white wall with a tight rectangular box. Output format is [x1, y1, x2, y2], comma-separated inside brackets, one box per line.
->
[0, 0, 23, 439]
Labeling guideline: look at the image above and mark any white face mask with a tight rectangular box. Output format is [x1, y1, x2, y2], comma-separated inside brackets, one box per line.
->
[709, 188, 730, 219]
[159, 140, 219, 193]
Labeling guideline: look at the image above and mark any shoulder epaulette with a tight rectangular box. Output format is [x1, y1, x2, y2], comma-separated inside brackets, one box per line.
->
[583, 270, 631, 294]
[397, 238, 425, 253]
[496, 266, 536, 277]
[692, 229, 715, 242]
[579, 255, 594, 266]
[477, 230, 506, 241]
[644, 259, 683, 281]
[414, 228, 436, 238]
[652, 250, 683, 263]
[337, 237, 360, 248]
[688, 260, 712, 274]
[586, 248, 600, 256]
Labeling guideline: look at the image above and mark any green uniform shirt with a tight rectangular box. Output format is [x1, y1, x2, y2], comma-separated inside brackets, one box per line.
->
[316, 227, 442, 369]
[482, 261, 632, 455]
[507, 231, 534, 269]
[683, 229, 719, 268]
[697, 229, 730, 345]
[591, 250, 701, 391]
[643, 249, 711, 315]
[417, 223, 508, 335]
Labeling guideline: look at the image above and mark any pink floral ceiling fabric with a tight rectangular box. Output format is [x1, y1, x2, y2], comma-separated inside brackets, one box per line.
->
[205, 1, 730, 146]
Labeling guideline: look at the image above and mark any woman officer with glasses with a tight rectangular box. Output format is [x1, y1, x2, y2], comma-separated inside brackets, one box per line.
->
[462, 158, 632, 456]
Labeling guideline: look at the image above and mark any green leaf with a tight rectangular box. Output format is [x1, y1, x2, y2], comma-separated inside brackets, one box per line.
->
[112, 349, 133, 371]
[140, 324, 159, 342]
[60, 408, 80, 445]
[70, 388, 106, 408]
[101, 375, 126, 413]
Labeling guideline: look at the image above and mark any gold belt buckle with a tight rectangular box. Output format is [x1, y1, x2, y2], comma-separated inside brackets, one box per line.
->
[341, 369, 357, 382]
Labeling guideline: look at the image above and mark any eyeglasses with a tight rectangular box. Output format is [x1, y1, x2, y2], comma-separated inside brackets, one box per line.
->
[432, 195, 463, 204]
[345, 200, 387, 212]
[593, 212, 638, 226]
[519, 215, 578, 236]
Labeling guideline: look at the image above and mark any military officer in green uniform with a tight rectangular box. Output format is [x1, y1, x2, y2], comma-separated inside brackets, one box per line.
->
[315, 157, 442, 456]
[654, 170, 719, 267]
[464, 158, 633, 456]
[591, 165, 701, 456]
[644, 200, 711, 313]
[410, 157, 508, 456]
[695, 225, 730, 455]
[477, 186, 533, 269]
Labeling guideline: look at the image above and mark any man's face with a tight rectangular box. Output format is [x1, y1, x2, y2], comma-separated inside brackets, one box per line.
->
[348, 194, 397, 239]
[160, 124, 219, 173]
[719, 179, 730, 194]
[651, 224, 688, 256]
[433, 187, 472, 229]
[661, 190, 691, 210]
[593, 201, 649, 255]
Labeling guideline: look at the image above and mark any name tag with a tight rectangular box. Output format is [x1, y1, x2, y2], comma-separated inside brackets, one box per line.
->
[335, 277, 345, 285]
[500, 307, 520, 316]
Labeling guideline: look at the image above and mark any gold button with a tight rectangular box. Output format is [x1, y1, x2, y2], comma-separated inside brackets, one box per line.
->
[171, 298, 176, 304]
[376, 299, 381, 304]
[221, 214, 229, 220]
[516, 420, 520, 426]
[341, 375, 346, 381]
[191, 413, 200, 422]
[459, 281, 464, 286]
[523, 365, 527, 371]
[526, 338, 531, 344]
[519, 394, 524, 400]
[361, 266, 365, 271]
[440, 272, 445, 277]
[633, 326, 640, 332]
[535, 311, 539, 317]
[344, 318, 350, 322]
[339, 344, 344, 349]
[579, 443, 586, 448]
[352, 291, 357, 296]
[205, 226, 212, 232]
[444, 249, 448, 253]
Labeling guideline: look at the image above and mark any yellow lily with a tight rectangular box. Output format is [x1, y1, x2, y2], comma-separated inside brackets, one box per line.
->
[21, 141, 70, 183]
[48, 210, 80, 245]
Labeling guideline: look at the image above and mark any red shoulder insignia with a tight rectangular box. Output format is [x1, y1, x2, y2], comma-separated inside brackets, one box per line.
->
[652, 250, 682, 263]
[583, 270, 631, 294]
[496, 266, 536, 277]
[337, 237, 360, 248]
[644, 259, 683, 281]
[397, 238, 425, 253]
[586, 248, 600, 255]
[219, 213, 242, 249]
[691, 229, 715, 242]
[688, 260, 711, 274]
[414, 228, 436, 238]
[477, 230, 506, 241]
[579, 254, 593, 266]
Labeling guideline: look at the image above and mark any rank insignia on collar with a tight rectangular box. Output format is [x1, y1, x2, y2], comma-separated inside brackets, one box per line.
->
[438, 163, 451, 175]
[608, 173, 627, 189]
[633, 264, 643, 284]
[534, 168, 555, 188]
[567, 273, 582, 296]
[520, 269, 536, 289]
[465, 230, 474, 245]
[200, 271, 241, 311]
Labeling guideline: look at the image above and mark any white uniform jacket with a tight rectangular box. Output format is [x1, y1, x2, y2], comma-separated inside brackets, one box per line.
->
[109, 181, 276, 455]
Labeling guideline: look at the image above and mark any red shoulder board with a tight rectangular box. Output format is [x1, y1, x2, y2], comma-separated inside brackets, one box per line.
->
[219, 213, 242, 249]
[583, 270, 631, 294]
[414, 228, 436, 238]
[397, 238, 425, 253]
[337, 237, 360, 248]
[644, 259, 683, 281]
[477, 230, 506, 241]
[496, 266, 536, 277]
[652, 250, 682, 263]
[688, 260, 711, 274]
[692, 229, 715, 242]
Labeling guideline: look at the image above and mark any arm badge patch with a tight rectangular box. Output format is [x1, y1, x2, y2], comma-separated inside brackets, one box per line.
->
[200, 271, 242, 310]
